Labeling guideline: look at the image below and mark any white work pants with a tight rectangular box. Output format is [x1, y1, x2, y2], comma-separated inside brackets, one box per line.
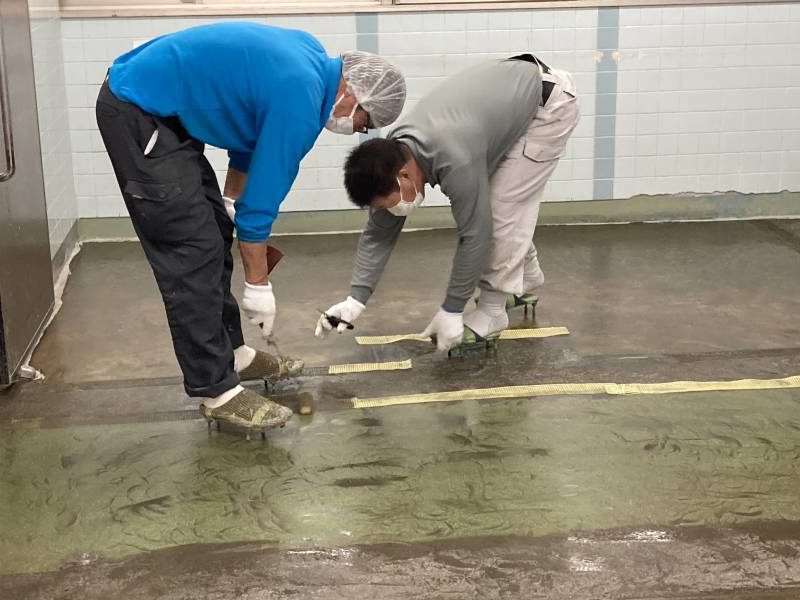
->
[480, 68, 581, 296]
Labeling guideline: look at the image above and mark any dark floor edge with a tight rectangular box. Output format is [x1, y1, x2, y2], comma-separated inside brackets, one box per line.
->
[752, 220, 800, 254]
[37, 346, 800, 393]
[4, 520, 800, 599]
[5, 374, 800, 430]
[6, 517, 800, 567]
[580, 346, 800, 363]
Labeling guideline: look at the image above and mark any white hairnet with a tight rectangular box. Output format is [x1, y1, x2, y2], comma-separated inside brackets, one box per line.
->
[341, 51, 406, 128]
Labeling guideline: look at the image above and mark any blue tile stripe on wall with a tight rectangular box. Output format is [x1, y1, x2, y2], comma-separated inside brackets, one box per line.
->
[356, 13, 380, 142]
[594, 7, 619, 200]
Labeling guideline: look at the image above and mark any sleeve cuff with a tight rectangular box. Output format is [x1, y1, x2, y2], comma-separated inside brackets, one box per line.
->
[228, 151, 252, 173]
[349, 285, 372, 306]
[236, 235, 269, 244]
[442, 295, 467, 313]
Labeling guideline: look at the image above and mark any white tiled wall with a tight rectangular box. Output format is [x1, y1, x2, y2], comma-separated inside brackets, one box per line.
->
[59, 4, 799, 220]
[29, 0, 78, 257]
[377, 9, 597, 206]
[616, 3, 800, 198]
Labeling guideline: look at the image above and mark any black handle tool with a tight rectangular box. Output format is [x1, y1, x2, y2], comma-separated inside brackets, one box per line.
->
[319, 310, 354, 330]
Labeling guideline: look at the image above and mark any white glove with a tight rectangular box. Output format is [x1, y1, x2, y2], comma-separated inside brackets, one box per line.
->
[223, 195, 236, 222]
[315, 296, 366, 338]
[422, 308, 464, 352]
[242, 282, 275, 338]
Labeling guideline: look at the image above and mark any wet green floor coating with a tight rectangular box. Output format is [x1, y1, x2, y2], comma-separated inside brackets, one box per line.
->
[2, 388, 799, 575]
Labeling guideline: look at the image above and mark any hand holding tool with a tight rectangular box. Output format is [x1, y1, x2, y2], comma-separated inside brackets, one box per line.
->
[315, 296, 365, 337]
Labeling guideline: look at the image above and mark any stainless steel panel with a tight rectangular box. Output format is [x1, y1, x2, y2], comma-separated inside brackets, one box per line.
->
[0, 0, 54, 385]
[0, 19, 14, 183]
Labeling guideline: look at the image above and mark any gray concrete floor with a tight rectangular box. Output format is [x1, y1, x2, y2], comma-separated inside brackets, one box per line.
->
[1, 219, 800, 598]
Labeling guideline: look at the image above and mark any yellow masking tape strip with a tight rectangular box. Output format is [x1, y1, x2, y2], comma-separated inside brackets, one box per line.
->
[327, 359, 412, 375]
[499, 327, 570, 340]
[352, 375, 800, 409]
[355, 327, 570, 346]
[356, 334, 431, 345]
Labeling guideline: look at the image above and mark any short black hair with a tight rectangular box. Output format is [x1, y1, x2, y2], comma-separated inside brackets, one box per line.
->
[344, 138, 407, 208]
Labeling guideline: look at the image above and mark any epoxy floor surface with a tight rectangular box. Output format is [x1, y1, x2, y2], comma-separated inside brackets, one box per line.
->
[1, 219, 799, 599]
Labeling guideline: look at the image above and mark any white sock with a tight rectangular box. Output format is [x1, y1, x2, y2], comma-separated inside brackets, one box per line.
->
[234, 345, 256, 372]
[477, 289, 508, 316]
[463, 289, 509, 337]
[463, 289, 508, 337]
[464, 309, 509, 338]
[523, 264, 544, 293]
[204, 384, 244, 409]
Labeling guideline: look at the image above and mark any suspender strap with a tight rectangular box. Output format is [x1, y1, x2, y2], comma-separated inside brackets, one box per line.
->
[507, 53, 555, 106]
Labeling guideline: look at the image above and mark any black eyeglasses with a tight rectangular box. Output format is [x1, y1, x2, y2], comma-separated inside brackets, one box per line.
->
[355, 108, 374, 134]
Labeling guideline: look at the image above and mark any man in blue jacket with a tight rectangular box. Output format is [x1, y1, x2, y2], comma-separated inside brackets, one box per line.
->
[96, 22, 405, 433]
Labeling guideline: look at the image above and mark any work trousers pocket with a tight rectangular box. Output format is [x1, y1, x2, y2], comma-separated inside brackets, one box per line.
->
[123, 175, 210, 245]
[522, 90, 581, 164]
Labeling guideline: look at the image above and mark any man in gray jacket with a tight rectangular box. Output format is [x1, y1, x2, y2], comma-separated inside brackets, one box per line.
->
[315, 55, 580, 352]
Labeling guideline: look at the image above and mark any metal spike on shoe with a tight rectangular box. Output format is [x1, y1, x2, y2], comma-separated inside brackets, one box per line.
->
[506, 293, 539, 316]
[448, 327, 502, 357]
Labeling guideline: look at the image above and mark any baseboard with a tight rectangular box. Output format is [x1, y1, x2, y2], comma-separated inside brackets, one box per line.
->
[537, 190, 800, 225]
[77, 191, 800, 241]
[51, 220, 80, 277]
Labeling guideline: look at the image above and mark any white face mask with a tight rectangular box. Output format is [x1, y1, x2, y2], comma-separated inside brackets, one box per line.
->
[325, 91, 358, 135]
[387, 176, 424, 217]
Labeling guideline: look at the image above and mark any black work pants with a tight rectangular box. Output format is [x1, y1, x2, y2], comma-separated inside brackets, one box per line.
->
[96, 79, 242, 398]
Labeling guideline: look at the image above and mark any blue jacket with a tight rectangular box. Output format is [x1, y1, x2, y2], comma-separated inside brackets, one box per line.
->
[109, 22, 342, 242]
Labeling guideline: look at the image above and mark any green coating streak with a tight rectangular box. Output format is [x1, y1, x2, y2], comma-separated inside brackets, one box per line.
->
[2, 389, 800, 575]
